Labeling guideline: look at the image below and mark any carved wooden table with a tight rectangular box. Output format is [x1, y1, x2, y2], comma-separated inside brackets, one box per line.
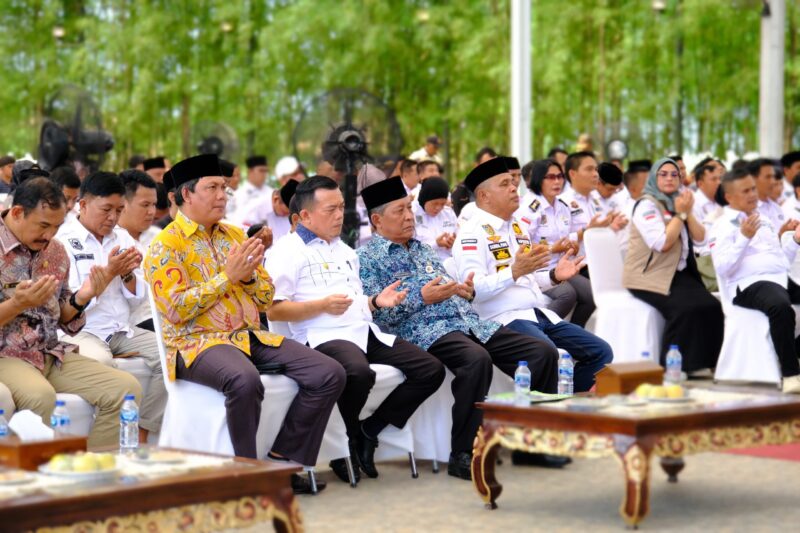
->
[0, 448, 302, 532]
[471, 389, 800, 528]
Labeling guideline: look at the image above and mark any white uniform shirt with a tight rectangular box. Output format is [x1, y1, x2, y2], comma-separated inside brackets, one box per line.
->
[452, 207, 560, 326]
[692, 190, 720, 256]
[116, 226, 151, 327]
[631, 198, 705, 271]
[757, 198, 785, 232]
[265, 211, 292, 242]
[269, 227, 394, 351]
[710, 206, 799, 293]
[782, 195, 800, 222]
[457, 201, 478, 226]
[514, 192, 578, 268]
[558, 188, 598, 256]
[408, 147, 443, 165]
[57, 218, 145, 340]
[231, 181, 274, 227]
[780, 180, 794, 205]
[591, 190, 623, 219]
[412, 203, 458, 261]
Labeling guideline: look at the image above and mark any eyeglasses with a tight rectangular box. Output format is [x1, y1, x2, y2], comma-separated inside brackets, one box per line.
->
[657, 171, 680, 179]
[544, 173, 565, 181]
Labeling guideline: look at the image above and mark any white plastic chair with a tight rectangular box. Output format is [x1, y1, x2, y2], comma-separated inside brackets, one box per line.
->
[713, 277, 784, 387]
[584, 228, 665, 362]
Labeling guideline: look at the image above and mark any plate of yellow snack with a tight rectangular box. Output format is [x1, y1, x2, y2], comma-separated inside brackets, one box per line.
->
[633, 383, 694, 403]
[0, 469, 35, 485]
[38, 452, 119, 481]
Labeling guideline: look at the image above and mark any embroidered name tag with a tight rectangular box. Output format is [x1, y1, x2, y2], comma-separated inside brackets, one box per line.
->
[74, 253, 95, 261]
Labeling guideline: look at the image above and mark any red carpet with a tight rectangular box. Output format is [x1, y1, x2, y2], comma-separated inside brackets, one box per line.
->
[724, 443, 800, 462]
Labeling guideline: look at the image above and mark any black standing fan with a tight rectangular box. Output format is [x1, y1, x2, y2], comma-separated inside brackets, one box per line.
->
[292, 88, 403, 247]
[192, 121, 240, 161]
[38, 85, 114, 172]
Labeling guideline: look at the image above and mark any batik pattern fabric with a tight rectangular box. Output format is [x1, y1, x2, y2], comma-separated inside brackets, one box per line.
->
[144, 211, 282, 381]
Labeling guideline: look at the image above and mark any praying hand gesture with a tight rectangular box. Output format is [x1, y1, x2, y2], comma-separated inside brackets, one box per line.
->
[374, 280, 408, 308]
[553, 249, 585, 282]
[11, 275, 59, 310]
[225, 237, 265, 284]
[421, 276, 458, 305]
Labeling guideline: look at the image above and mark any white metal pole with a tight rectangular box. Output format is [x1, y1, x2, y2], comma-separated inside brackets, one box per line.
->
[759, 0, 785, 158]
[510, 0, 532, 163]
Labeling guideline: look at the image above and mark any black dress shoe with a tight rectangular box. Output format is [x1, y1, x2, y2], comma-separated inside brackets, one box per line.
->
[511, 451, 572, 468]
[355, 430, 380, 478]
[291, 473, 326, 494]
[329, 457, 360, 484]
[447, 451, 472, 480]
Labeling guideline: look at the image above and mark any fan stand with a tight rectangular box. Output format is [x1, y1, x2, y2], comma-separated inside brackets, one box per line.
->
[341, 156, 361, 249]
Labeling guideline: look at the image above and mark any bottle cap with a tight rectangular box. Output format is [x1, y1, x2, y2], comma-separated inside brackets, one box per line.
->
[124, 394, 136, 400]
[518, 361, 528, 367]
[55, 400, 65, 406]
[560, 353, 571, 359]
[0, 409, 4, 415]
[669, 344, 678, 350]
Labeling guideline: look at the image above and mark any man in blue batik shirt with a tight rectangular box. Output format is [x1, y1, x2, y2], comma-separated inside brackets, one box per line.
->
[357, 176, 562, 480]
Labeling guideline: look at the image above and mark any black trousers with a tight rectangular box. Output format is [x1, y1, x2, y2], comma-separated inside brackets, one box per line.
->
[176, 335, 346, 464]
[629, 270, 723, 371]
[733, 279, 800, 377]
[427, 326, 558, 453]
[316, 330, 445, 441]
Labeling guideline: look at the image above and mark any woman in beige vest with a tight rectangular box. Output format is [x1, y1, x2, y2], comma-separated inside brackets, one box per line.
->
[623, 158, 722, 372]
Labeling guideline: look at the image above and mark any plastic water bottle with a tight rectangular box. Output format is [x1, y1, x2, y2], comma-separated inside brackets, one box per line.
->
[50, 400, 70, 436]
[514, 361, 532, 406]
[557, 353, 574, 396]
[665, 345, 683, 385]
[0, 409, 9, 438]
[119, 394, 139, 452]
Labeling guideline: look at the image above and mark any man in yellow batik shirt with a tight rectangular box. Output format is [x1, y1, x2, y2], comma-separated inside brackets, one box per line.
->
[144, 154, 345, 490]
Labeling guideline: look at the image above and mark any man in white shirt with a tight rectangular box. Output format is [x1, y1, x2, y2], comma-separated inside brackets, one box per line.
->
[231, 155, 273, 227]
[412, 177, 457, 261]
[780, 151, 800, 205]
[117, 169, 158, 331]
[692, 163, 722, 224]
[409, 135, 443, 166]
[268, 176, 444, 482]
[452, 158, 613, 394]
[57, 171, 166, 441]
[710, 166, 800, 394]
[560, 152, 624, 260]
[399, 159, 420, 198]
[752, 158, 796, 234]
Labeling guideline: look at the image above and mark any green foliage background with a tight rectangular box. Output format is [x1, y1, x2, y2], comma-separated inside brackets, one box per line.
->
[1, 0, 798, 179]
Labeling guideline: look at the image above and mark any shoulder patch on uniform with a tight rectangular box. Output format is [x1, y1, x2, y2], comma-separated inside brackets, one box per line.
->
[529, 199, 541, 212]
[570, 201, 579, 209]
[68, 238, 83, 251]
[481, 224, 496, 236]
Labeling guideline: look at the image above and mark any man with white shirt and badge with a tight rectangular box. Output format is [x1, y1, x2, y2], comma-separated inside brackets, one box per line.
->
[710, 166, 800, 394]
[559, 152, 625, 261]
[692, 162, 722, 224]
[268, 175, 444, 483]
[412, 177, 457, 261]
[232, 155, 273, 227]
[453, 157, 613, 394]
[57, 171, 166, 442]
[752, 158, 796, 234]
[592, 162, 628, 220]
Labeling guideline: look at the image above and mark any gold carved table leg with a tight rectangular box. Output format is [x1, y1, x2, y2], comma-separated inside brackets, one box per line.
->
[614, 435, 654, 529]
[472, 422, 503, 509]
[272, 488, 304, 533]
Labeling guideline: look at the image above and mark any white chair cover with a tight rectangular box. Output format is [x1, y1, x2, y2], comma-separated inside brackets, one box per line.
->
[149, 292, 299, 458]
[713, 277, 783, 386]
[584, 228, 665, 362]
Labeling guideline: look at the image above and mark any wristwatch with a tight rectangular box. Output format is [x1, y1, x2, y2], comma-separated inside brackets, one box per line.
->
[69, 292, 89, 314]
[677, 212, 688, 221]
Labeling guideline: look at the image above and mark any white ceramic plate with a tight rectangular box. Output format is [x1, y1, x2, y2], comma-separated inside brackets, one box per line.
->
[129, 451, 185, 464]
[37, 464, 120, 481]
[647, 396, 695, 404]
[0, 471, 35, 485]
